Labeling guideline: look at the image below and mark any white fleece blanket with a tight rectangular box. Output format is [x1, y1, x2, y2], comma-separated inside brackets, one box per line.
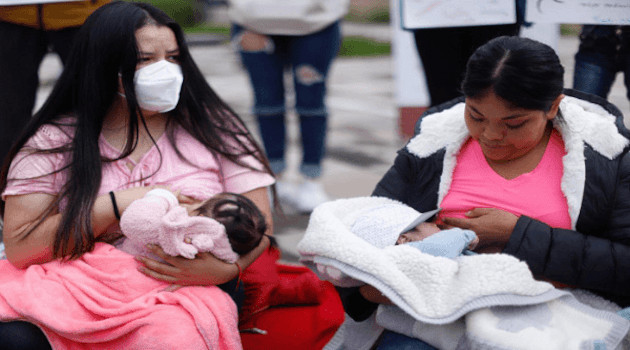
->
[298, 197, 630, 349]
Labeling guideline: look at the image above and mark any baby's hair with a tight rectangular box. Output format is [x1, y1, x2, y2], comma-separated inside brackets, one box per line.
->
[196, 193, 268, 255]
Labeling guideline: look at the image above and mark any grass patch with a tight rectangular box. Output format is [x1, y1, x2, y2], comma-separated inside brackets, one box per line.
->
[132, 0, 203, 28]
[345, 8, 390, 23]
[560, 24, 582, 36]
[340, 36, 391, 57]
[183, 23, 231, 35]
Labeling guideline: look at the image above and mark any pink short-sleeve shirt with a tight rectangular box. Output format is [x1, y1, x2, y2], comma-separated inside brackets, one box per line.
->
[439, 129, 571, 229]
[2, 123, 275, 202]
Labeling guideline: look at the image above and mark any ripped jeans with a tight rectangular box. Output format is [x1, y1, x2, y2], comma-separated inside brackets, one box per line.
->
[231, 22, 341, 178]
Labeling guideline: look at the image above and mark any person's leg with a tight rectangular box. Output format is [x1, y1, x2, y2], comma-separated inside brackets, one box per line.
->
[0, 22, 48, 166]
[413, 27, 467, 106]
[414, 24, 520, 108]
[621, 51, 630, 102]
[286, 22, 341, 212]
[573, 25, 618, 99]
[573, 50, 617, 98]
[47, 26, 81, 64]
[289, 21, 341, 179]
[231, 25, 287, 175]
[0, 321, 52, 350]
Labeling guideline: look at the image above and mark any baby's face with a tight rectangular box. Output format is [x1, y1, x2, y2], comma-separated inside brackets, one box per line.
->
[396, 222, 441, 245]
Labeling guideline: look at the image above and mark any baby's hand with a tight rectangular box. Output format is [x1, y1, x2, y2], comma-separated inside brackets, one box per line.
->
[468, 235, 479, 250]
[407, 228, 477, 258]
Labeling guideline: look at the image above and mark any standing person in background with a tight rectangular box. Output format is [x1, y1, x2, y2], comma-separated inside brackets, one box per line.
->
[228, 1, 350, 213]
[0, 0, 110, 167]
[573, 25, 630, 103]
[411, 0, 524, 106]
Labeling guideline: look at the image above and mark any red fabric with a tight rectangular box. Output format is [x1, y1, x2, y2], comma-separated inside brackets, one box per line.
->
[239, 248, 344, 349]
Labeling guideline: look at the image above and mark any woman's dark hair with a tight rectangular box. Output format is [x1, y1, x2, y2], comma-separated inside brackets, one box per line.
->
[461, 36, 564, 111]
[0, 1, 273, 259]
[197, 193, 268, 255]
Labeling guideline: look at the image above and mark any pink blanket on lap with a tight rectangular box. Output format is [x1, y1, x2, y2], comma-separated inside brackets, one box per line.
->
[0, 243, 242, 350]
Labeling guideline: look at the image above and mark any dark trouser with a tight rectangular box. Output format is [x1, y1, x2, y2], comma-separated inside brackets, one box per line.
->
[573, 25, 630, 101]
[0, 21, 79, 167]
[413, 24, 521, 107]
[0, 321, 52, 350]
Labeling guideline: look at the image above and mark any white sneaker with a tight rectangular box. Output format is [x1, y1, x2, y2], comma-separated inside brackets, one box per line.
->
[294, 180, 330, 214]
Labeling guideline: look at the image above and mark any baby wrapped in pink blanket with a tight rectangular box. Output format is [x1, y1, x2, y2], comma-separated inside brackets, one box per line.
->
[118, 189, 266, 262]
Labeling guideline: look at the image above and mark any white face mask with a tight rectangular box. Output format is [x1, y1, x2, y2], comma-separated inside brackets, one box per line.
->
[134, 60, 183, 113]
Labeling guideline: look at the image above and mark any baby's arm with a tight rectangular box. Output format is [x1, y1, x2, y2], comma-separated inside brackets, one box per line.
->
[406, 228, 477, 258]
[119, 189, 179, 255]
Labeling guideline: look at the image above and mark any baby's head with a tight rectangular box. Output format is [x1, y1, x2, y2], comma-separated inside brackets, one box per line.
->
[396, 222, 441, 245]
[194, 193, 267, 255]
[350, 201, 441, 248]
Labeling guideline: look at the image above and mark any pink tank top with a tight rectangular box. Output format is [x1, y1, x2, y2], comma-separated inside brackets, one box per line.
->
[438, 129, 571, 229]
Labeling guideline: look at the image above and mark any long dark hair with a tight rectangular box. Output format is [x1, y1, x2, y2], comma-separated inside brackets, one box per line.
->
[0, 1, 273, 259]
[461, 36, 564, 111]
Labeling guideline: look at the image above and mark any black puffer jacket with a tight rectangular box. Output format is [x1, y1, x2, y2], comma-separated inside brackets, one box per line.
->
[340, 90, 630, 321]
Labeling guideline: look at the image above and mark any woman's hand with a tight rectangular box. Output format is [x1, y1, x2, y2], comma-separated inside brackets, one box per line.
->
[442, 208, 518, 251]
[239, 30, 270, 51]
[136, 235, 271, 289]
[135, 245, 239, 288]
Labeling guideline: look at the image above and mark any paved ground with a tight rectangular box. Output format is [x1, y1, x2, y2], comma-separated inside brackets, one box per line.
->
[35, 22, 630, 263]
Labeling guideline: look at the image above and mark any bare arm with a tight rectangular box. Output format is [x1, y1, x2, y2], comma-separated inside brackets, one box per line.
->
[3, 186, 166, 268]
[136, 186, 273, 286]
[3, 192, 117, 268]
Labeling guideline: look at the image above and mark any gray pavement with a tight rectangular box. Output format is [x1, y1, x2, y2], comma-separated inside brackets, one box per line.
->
[35, 23, 630, 263]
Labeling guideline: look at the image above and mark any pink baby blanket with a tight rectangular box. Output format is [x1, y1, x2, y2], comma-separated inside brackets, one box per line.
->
[0, 243, 242, 350]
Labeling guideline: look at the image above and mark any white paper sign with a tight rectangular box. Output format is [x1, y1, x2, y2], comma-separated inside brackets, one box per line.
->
[0, 0, 82, 5]
[526, 0, 630, 25]
[400, 0, 516, 29]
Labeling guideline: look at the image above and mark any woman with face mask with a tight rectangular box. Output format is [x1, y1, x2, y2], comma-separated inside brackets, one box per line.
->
[0, 2, 280, 349]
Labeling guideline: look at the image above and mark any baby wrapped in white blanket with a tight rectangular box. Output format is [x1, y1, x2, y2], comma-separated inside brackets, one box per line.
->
[298, 197, 630, 350]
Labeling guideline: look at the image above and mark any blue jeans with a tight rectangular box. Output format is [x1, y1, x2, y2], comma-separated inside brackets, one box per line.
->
[573, 25, 630, 101]
[376, 330, 437, 350]
[232, 22, 341, 178]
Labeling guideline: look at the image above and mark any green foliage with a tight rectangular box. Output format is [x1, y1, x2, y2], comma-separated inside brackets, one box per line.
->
[339, 36, 391, 57]
[560, 24, 581, 36]
[132, 0, 203, 28]
[183, 23, 231, 35]
[346, 0, 390, 24]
